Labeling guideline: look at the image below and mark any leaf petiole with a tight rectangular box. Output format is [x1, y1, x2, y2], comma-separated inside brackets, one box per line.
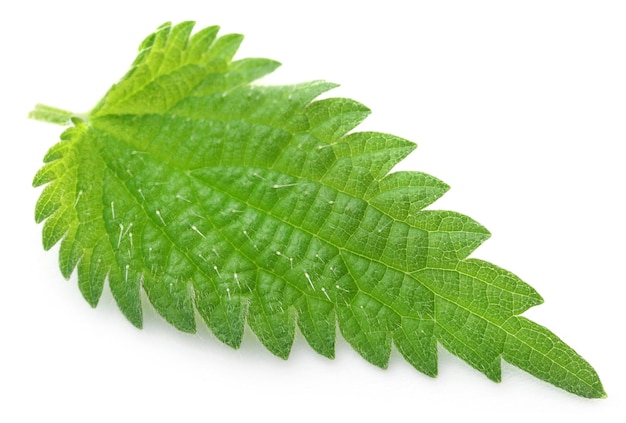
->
[28, 104, 84, 125]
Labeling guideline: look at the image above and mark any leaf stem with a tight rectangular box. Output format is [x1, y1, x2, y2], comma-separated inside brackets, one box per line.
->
[28, 104, 83, 125]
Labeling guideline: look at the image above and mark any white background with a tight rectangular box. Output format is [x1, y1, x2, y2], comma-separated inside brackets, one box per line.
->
[1, 1, 624, 421]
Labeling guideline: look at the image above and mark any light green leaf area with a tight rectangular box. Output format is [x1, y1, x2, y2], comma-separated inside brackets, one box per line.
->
[31, 22, 604, 398]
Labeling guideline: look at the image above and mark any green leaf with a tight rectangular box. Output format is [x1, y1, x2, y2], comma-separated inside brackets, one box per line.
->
[30, 21, 605, 398]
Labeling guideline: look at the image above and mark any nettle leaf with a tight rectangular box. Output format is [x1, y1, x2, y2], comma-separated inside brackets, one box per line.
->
[30, 21, 605, 398]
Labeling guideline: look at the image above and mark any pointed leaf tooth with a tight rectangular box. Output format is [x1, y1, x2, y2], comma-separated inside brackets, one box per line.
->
[34, 182, 63, 223]
[188, 25, 220, 62]
[76, 238, 110, 308]
[41, 207, 72, 251]
[205, 33, 244, 66]
[197, 296, 246, 349]
[108, 263, 143, 329]
[409, 210, 490, 266]
[295, 297, 336, 359]
[229, 58, 281, 85]
[365, 171, 450, 218]
[190, 58, 281, 97]
[415, 260, 541, 325]
[59, 227, 81, 279]
[174, 81, 338, 129]
[458, 259, 543, 312]
[336, 293, 398, 368]
[305, 97, 371, 143]
[136, 29, 157, 57]
[120, 23, 171, 82]
[60, 123, 78, 139]
[32, 160, 65, 187]
[191, 259, 254, 350]
[434, 304, 504, 382]
[393, 317, 438, 377]
[247, 57, 283, 80]
[169, 21, 196, 49]
[323, 132, 416, 195]
[42, 137, 72, 163]
[152, 21, 173, 51]
[247, 272, 296, 359]
[263, 80, 337, 106]
[143, 271, 196, 333]
[130, 47, 151, 71]
[157, 21, 196, 74]
[254, 81, 339, 125]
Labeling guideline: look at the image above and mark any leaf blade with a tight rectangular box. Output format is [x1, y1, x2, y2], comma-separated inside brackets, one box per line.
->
[30, 21, 605, 398]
